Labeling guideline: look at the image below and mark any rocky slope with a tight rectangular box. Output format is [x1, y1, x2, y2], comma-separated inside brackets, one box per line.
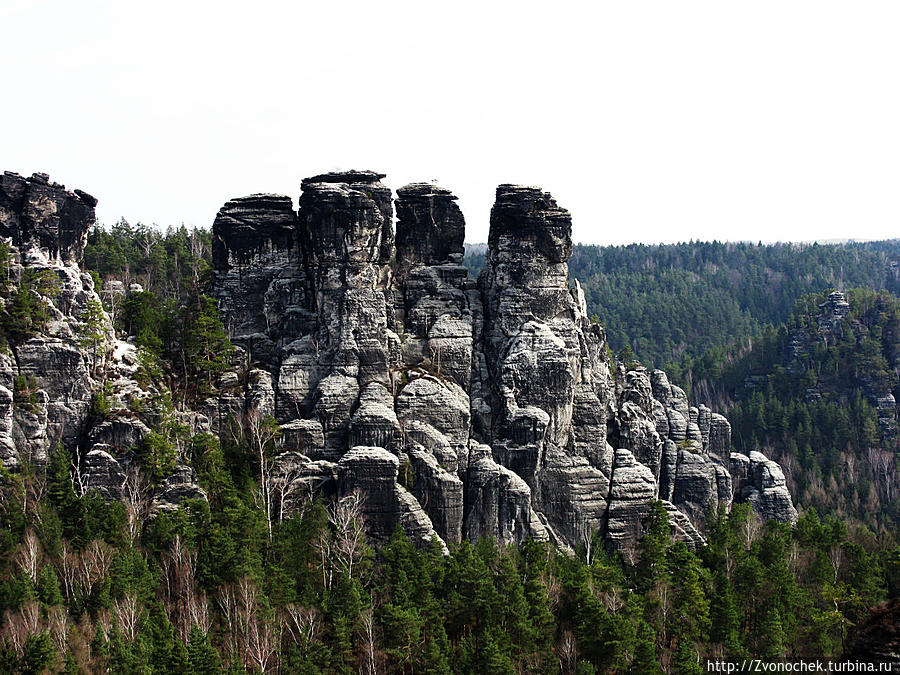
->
[0, 171, 205, 511]
[0, 169, 797, 553]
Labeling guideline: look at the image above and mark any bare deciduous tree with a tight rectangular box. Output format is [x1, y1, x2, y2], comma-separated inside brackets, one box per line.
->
[283, 604, 321, 646]
[219, 577, 282, 673]
[328, 490, 368, 581]
[14, 530, 41, 584]
[47, 605, 69, 655]
[600, 586, 624, 614]
[740, 509, 762, 550]
[828, 543, 844, 584]
[236, 409, 281, 540]
[25, 472, 47, 524]
[122, 465, 151, 546]
[360, 608, 378, 675]
[161, 535, 210, 641]
[76, 539, 114, 598]
[1, 600, 41, 656]
[557, 630, 578, 675]
[271, 462, 305, 524]
[577, 517, 596, 565]
[56, 541, 78, 603]
[114, 592, 144, 642]
[247, 606, 281, 674]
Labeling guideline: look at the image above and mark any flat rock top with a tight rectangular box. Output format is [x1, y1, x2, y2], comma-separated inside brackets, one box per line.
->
[493, 184, 570, 217]
[221, 193, 293, 207]
[302, 170, 387, 187]
[1, 170, 97, 208]
[339, 445, 400, 467]
[397, 183, 458, 200]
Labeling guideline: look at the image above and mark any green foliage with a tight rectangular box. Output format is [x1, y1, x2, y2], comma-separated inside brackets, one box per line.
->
[187, 625, 221, 674]
[12, 375, 42, 414]
[0, 268, 61, 341]
[19, 631, 55, 675]
[84, 219, 211, 299]
[77, 296, 108, 376]
[0, 460, 896, 672]
[121, 290, 166, 353]
[139, 431, 178, 482]
[36, 564, 63, 606]
[724, 290, 900, 531]
[84, 221, 231, 405]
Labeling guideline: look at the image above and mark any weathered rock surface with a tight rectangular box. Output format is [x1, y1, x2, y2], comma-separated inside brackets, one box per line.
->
[0, 172, 202, 516]
[151, 464, 207, 514]
[2, 168, 799, 555]
[81, 447, 127, 501]
[0, 171, 96, 263]
[204, 173, 798, 551]
[731, 451, 799, 523]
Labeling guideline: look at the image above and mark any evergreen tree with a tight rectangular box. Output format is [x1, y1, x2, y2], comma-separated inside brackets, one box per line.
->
[188, 625, 222, 674]
[77, 296, 108, 376]
[19, 632, 55, 675]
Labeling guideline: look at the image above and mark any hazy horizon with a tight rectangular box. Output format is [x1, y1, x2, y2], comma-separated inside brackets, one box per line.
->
[3, 1, 899, 246]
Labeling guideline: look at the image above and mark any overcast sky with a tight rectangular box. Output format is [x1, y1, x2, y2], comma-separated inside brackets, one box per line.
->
[2, 1, 898, 245]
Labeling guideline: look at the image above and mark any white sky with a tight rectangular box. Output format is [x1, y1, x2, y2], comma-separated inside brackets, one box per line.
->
[2, 1, 899, 245]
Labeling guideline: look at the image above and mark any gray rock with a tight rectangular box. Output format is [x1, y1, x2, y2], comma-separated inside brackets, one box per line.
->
[672, 449, 721, 525]
[0, 171, 96, 263]
[396, 374, 470, 452]
[82, 446, 126, 501]
[278, 419, 325, 457]
[151, 464, 207, 513]
[605, 449, 657, 550]
[741, 451, 798, 523]
[338, 445, 444, 548]
[395, 183, 465, 272]
[661, 500, 706, 549]
[618, 401, 663, 477]
[211, 193, 297, 269]
[464, 444, 540, 546]
[246, 368, 276, 418]
[87, 414, 151, 453]
[406, 444, 463, 544]
[534, 447, 609, 546]
[349, 382, 401, 451]
[708, 413, 732, 460]
[666, 408, 688, 442]
[0, 385, 17, 467]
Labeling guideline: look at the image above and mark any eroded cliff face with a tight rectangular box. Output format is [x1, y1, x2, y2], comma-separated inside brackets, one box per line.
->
[205, 171, 798, 552]
[0, 171, 103, 467]
[0, 168, 797, 553]
[0, 171, 206, 513]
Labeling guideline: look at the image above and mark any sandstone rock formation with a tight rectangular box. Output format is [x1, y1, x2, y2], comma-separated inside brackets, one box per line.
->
[1, 168, 799, 555]
[204, 172, 798, 552]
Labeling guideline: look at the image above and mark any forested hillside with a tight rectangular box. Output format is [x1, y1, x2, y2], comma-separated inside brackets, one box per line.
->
[0, 225, 859, 671]
[2, 465, 896, 672]
[83, 220, 212, 301]
[703, 289, 900, 533]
